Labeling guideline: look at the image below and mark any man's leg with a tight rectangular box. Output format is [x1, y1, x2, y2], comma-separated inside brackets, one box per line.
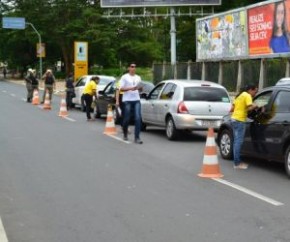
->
[122, 101, 131, 140]
[133, 101, 142, 143]
[84, 94, 92, 120]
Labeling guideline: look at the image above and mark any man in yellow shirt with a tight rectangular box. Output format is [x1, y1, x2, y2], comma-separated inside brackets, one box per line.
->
[83, 76, 99, 121]
[231, 83, 258, 169]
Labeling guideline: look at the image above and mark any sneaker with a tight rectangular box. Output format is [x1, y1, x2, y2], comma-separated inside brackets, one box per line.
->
[234, 163, 248, 169]
[134, 138, 143, 144]
[123, 135, 128, 141]
[87, 118, 95, 121]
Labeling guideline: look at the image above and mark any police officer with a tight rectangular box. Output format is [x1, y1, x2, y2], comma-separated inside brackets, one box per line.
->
[25, 68, 35, 102]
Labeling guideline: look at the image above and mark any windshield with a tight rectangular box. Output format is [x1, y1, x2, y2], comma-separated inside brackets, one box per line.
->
[184, 87, 230, 102]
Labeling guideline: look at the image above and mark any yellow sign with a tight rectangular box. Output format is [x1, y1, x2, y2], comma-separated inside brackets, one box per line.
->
[74, 41, 88, 80]
[37, 43, 45, 58]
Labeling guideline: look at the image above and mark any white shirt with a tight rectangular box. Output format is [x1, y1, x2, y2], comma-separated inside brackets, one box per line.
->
[120, 73, 141, 102]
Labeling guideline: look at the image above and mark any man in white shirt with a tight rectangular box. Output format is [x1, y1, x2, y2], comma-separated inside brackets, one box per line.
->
[120, 63, 143, 144]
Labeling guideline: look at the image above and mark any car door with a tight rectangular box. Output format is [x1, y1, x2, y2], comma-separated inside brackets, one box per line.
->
[73, 76, 88, 105]
[258, 90, 290, 161]
[97, 81, 115, 114]
[155, 83, 177, 125]
[141, 83, 165, 124]
[242, 90, 275, 159]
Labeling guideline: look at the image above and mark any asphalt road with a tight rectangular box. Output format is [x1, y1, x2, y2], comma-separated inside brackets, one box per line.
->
[1, 80, 290, 242]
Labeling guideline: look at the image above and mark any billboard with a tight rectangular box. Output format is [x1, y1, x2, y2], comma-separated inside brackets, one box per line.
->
[74, 42, 88, 81]
[248, 1, 290, 55]
[196, 0, 290, 61]
[196, 10, 247, 60]
[101, 0, 221, 8]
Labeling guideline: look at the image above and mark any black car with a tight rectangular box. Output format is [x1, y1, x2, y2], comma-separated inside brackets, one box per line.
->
[95, 80, 155, 124]
[217, 83, 290, 178]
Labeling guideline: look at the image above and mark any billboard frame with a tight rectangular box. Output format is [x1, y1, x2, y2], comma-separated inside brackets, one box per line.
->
[101, 0, 221, 8]
[196, 0, 290, 62]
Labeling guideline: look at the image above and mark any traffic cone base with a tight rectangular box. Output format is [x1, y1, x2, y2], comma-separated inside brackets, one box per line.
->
[59, 95, 68, 117]
[198, 128, 224, 178]
[43, 90, 52, 110]
[104, 106, 117, 135]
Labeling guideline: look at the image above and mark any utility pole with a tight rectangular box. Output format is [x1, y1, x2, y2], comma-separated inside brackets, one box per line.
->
[26, 22, 42, 78]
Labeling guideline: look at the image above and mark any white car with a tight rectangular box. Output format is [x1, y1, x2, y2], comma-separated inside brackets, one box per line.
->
[141, 80, 232, 140]
[72, 75, 115, 110]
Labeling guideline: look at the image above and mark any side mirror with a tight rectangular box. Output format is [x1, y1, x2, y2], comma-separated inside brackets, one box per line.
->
[98, 90, 104, 95]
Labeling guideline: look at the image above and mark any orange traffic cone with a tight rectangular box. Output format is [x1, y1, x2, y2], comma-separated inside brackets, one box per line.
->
[32, 89, 40, 105]
[58, 94, 68, 117]
[198, 128, 224, 178]
[103, 105, 117, 135]
[43, 89, 52, 110]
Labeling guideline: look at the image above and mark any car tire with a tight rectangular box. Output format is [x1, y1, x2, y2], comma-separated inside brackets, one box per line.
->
[112, 108, 120, 124]
[218, 129, 233, 160]
[284, 145, 290, 178]
[95, 105, 101, 118]
[166, 117, 179, 140]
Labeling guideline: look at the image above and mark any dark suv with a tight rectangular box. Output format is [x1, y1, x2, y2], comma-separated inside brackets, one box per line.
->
[95, 80, 155, 124]
[217, 83, 290, 178]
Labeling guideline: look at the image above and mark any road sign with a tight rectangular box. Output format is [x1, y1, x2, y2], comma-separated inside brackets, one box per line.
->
[2, 17, 26, 29]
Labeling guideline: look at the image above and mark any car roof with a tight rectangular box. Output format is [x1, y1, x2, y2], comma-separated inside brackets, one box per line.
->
[160, 79, 226, 89]
[82, 75, 115, 79]
[276, 77, 290, 86]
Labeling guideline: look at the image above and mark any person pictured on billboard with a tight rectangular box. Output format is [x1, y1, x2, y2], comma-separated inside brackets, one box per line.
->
[270, 1, 290, 53]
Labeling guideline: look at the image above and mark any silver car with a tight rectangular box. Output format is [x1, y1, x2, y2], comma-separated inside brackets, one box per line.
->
[141, 80, 232, 140]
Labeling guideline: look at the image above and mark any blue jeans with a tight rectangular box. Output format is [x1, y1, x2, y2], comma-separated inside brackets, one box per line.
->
[232, 119, 246, 166]
[123, 101, 141, 139]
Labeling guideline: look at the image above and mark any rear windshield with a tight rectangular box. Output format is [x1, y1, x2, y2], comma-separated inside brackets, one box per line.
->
[184, 87, 230, 102]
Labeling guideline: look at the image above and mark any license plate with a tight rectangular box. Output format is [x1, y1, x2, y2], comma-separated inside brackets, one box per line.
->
[201, 120, 216, 127]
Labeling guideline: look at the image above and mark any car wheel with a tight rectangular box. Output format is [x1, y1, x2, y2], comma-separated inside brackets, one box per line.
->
[112, 108, 120, 124]
[284, 146, 290, 178]
[95, 105, 101, 118]
[218, 129, 233, 160]
[166, 117, 179, 140]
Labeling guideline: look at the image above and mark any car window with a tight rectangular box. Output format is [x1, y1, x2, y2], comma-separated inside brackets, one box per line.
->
[75, 77, 87, 87]
[160, 83, 176, 100]
[141, 82, 155, 94]
[104, 81, 116, 95]
[274, 90, 290, 112]
[148, 83, 165, 100]
[253, 91, 272, 107]
[99, 77, 114, 86]
[183, 87, 230, 102]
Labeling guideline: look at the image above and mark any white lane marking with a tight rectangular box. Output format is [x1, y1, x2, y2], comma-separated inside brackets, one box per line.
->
[0, 217, 8, 242]
[21, 98, 26, 102]
[107, 134, 131, 144]
[62, 116, 76, 122]
[2, 90, 7, 93]
[10, 93, 15, 97]
[212, 178, 284, 206]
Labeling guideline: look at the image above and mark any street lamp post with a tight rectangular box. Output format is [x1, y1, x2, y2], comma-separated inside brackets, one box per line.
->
[26, 22, 42, 78]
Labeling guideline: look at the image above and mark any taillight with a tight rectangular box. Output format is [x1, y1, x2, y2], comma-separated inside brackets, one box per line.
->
[177, 101, 189, 114]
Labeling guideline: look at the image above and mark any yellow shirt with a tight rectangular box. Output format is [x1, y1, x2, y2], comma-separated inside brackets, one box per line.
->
[116, 80, 124, 95]
[83, 80, 97, 95]
[231, 92, 253, 122]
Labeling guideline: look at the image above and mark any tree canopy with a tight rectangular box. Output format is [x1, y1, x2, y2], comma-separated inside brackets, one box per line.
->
[0, 0, 261, 75]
